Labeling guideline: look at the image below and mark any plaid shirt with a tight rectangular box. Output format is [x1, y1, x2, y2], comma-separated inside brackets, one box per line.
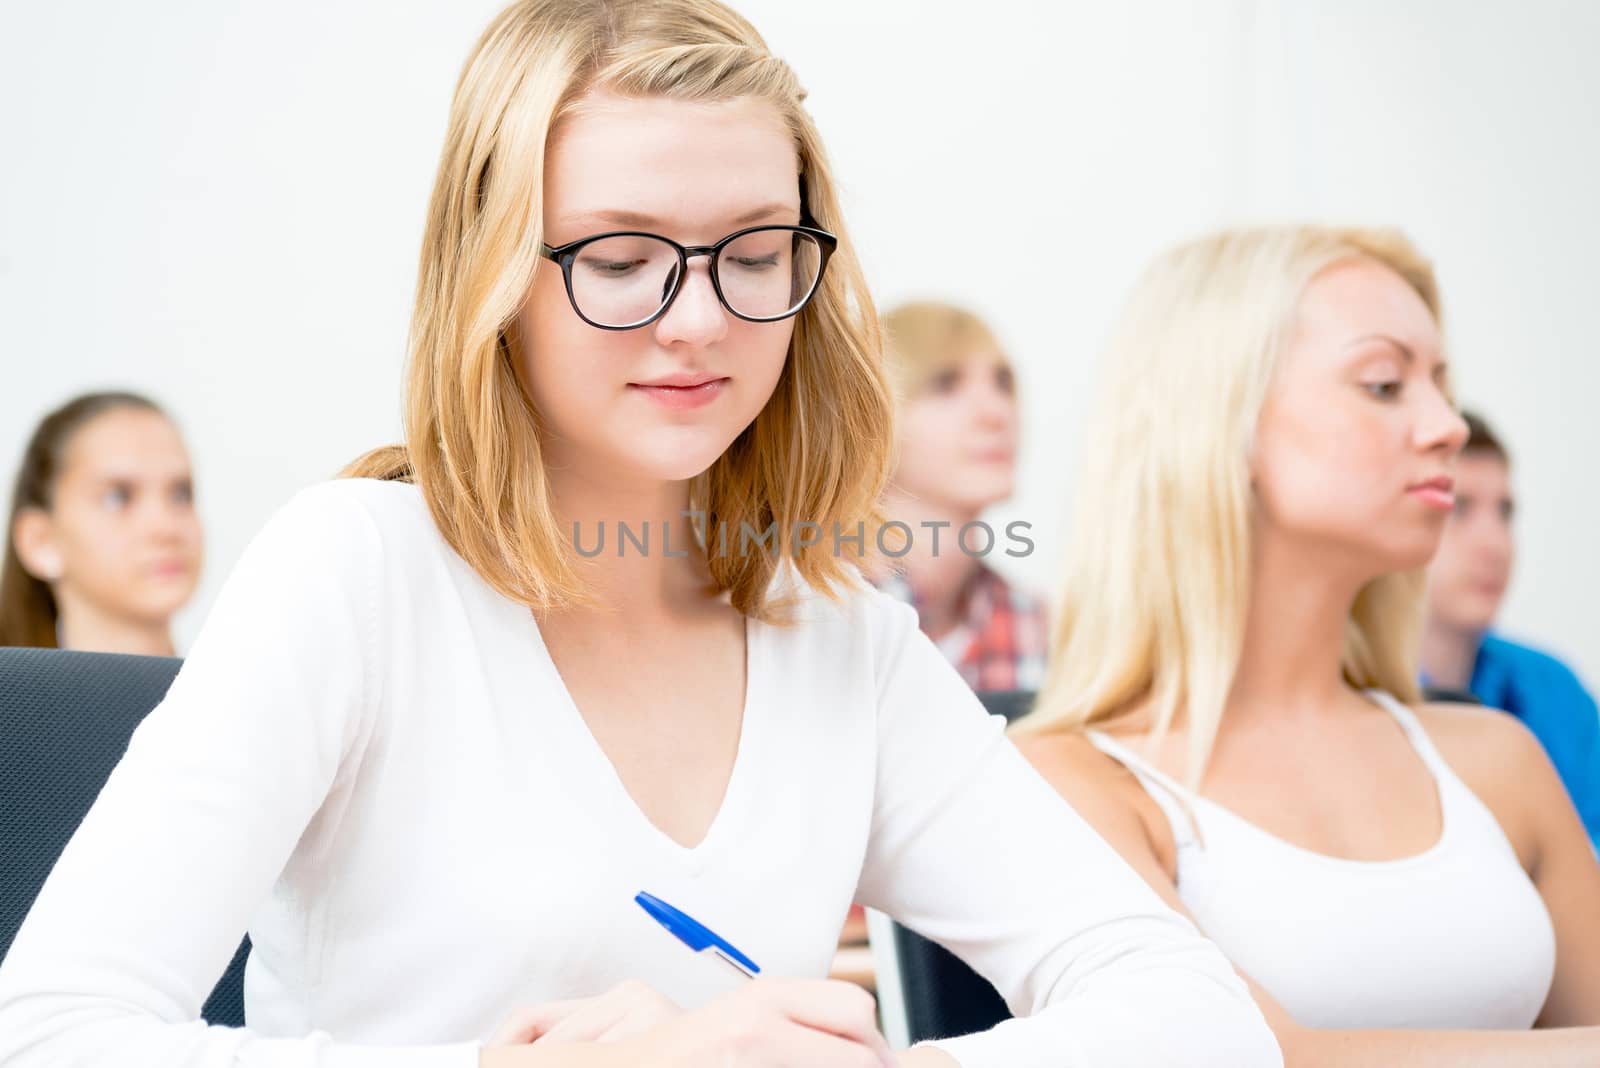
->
[882, 566, 1049, 692]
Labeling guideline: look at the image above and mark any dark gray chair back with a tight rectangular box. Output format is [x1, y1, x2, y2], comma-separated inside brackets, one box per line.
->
[0, 647, 250, 1026]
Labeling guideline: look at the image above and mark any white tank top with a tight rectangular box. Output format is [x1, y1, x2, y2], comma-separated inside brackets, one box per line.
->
[1087, 690, 1556, 1029]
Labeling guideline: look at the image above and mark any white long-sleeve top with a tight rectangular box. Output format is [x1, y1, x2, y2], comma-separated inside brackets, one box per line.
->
[0, 479, 1279, 1068]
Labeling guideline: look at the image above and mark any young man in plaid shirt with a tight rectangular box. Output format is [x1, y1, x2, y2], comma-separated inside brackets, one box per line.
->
[877, 301, 1049, 695]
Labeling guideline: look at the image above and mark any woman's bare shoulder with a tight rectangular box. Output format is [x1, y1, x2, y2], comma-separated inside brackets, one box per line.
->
[1412, 699, 1558, 864]
[1412, 699, 1548, 777]
[1013, 729, 1179, 876]
[1014, 730, 1127, 789]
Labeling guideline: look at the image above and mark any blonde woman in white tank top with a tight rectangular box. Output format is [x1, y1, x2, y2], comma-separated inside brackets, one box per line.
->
[1013, 226, 1600, 1065]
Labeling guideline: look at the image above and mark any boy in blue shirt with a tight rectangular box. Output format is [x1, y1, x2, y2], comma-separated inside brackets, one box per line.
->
[1422, 412, 1600, 843]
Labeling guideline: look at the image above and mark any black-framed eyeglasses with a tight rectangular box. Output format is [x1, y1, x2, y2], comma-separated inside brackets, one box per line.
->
[539, 224, 838, 331]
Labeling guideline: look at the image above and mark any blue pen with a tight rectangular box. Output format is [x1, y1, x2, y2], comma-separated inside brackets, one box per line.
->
[635, 891, 761, 981]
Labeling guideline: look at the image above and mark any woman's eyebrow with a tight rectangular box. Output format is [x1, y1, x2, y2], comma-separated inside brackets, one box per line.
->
[1344, 333, 1416, 362]
[1346, 334, 1452, 381]
[728, 201, 799, 225]
[87, 466, 188, 486]
[556, 201, 798, 231]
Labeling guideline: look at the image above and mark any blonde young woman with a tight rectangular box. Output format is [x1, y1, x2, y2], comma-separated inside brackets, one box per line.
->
[0, 3, 1279, 1066]
[1013, 226, 1600, 1066]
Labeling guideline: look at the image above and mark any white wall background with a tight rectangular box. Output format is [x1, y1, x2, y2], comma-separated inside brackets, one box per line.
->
[3, 0, 1596, 683]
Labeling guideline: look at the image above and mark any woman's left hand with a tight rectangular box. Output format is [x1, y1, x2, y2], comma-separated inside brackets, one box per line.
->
[487, 980, 685, 1046]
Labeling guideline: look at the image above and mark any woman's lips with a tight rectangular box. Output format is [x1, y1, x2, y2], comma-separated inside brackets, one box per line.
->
[629, 378, 729, 410]
[148, 560, 191, 579]
[1408, 476, 1455, 511]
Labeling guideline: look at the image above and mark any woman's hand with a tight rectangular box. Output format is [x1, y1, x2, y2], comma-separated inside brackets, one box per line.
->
[487, 976, 895, 1067]
[488, 980, 683, 1046]
[639, 977, 894, 1067]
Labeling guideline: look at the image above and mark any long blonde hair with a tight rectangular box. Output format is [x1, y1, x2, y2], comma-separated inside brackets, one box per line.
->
[344, 0, 892, 620]
[1012, 225, 1440, 786]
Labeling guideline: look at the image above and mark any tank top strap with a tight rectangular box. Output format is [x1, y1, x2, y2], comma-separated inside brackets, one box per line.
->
[1085, 730, 1203, 851]
[1363, 689, 1452, 778]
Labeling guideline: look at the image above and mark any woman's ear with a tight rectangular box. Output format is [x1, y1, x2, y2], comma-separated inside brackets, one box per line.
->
[13, 507, 63, 582]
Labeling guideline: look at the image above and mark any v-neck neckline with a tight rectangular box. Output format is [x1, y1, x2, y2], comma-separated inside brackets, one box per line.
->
[518, 607, 763, 863]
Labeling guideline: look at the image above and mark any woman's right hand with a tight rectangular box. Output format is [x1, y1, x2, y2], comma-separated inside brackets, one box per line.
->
[636, 977, 894, 1068]
[482, 977, 894, 1068]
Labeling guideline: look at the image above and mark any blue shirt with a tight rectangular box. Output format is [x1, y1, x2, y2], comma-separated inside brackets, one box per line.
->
[1470, 634, 1600, 844]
